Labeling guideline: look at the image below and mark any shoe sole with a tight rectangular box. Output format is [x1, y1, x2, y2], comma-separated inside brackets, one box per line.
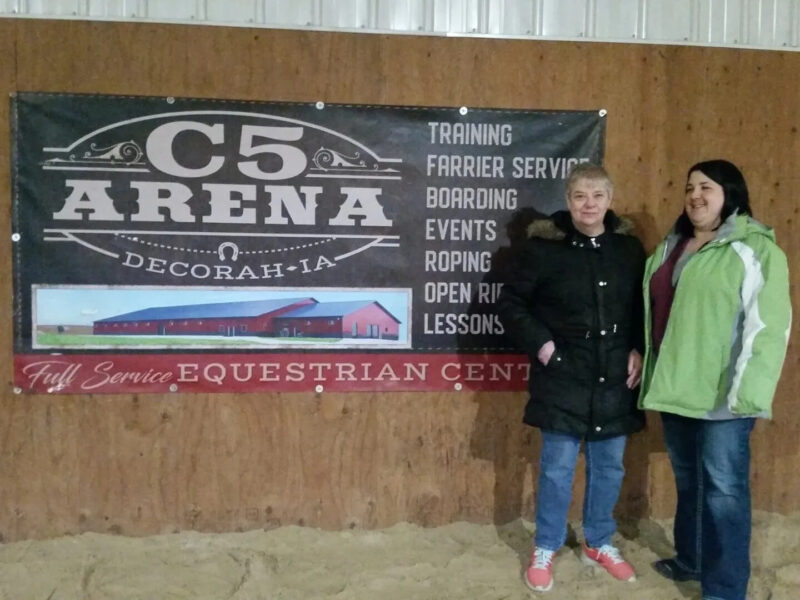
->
[523, 572, 553, 593]
[652, 559, 700, 582]
[580, 553, 637, 582]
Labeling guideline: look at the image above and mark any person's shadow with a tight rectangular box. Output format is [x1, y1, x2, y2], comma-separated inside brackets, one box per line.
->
[614, 209, 663, 530]
[458, 207, 545, 568]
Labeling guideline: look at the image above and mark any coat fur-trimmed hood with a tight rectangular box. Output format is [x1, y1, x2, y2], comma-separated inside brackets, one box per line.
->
[526, 210, 636, 240]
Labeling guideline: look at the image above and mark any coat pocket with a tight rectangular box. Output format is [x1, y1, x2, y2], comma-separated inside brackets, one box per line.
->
[544, 347, 568, 372]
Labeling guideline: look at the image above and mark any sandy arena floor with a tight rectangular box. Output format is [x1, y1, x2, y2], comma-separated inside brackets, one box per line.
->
[0, 511, 798, 599]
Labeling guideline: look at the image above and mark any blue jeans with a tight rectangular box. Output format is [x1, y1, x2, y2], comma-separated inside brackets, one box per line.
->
[661, 413, 755, 600]
[534, 430, 627, 551]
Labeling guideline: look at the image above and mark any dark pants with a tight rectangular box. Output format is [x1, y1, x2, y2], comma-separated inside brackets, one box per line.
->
[661, 413, 755, 600]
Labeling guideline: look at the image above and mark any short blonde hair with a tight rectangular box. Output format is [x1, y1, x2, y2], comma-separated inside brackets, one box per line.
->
[566, 163, 614, 197]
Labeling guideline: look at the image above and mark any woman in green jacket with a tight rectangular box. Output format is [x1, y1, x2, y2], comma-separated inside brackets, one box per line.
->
[639, 160, 791, 600]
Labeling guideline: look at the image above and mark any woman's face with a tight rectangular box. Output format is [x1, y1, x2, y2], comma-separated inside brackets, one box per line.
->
[567, 177, 611, 235]
[685, 170, 725, 231]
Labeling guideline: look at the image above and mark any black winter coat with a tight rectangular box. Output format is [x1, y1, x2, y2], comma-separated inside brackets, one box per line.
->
[496, 210, 646, 440]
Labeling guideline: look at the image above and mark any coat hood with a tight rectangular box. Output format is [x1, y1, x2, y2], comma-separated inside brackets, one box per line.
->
[660, 212, 777, 257]
[716, 213, 776, 243]
[526, 210, 636, 241]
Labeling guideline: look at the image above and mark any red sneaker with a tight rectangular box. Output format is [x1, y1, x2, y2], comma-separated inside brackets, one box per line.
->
[524, 547, 555, 592]
[581, 543, 636, 582]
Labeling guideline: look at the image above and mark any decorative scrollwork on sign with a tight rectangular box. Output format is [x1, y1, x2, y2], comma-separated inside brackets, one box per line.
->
[312, 147, 367, 171]
[43, 139, 147, 171]
[83, 140, 144, 164]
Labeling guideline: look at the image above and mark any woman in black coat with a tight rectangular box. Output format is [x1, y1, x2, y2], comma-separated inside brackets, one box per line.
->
[496, 163, 645, 593]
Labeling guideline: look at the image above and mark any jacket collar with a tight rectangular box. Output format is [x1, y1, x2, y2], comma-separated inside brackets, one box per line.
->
[525, 209, 635, 242]
[659, 212, 776, 263]
[664, 211, 774, 247]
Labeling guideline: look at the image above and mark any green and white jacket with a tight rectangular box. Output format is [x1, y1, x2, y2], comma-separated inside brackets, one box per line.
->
[639, 213, 791, 419]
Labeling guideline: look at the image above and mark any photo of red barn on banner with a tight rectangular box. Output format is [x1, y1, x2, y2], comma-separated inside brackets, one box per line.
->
[11, 92, 605, 393]
[271, 301, 400, 340]
[87, 295, 403, 343]
[93, 297, 321, 339]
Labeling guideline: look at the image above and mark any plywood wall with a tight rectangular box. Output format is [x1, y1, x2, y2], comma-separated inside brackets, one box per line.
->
[0, 18, 798, 541]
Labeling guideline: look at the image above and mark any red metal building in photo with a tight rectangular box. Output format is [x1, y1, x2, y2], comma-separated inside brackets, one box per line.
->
[93, 297, 401, 339]
[274, 300, 400, 339]
[93, 297, 316, 337]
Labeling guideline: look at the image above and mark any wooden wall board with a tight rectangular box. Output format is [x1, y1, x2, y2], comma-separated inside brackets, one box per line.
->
[0, 19, 15, 394]
[0, 18, 798, 541]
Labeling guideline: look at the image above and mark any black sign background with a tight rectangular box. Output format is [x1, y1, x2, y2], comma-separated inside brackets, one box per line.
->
[12, 93, 604, 356]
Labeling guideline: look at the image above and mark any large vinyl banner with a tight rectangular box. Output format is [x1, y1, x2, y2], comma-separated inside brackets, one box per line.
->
[11, 93, 604, 394]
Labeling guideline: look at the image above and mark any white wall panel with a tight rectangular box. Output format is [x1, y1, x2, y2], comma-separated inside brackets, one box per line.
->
[25, 0, 81, 15]
[260, 0, 315, 26]
[376, 0, 426, 31]
[541, 0, 587, 37]
[319, 0, 359, 28]
[795, 0, 800, 45]
[700, 0, 739, 44]
[86, 0, 126, 18]
[486, 0, 537, 35]
[747, 0, 794, 46]
[206, 0, 258, 24]
[146, 0, 194, 21]
[1, 0, 799, 50]
[594, 0, 638, 39]
[644, 0, 692, 42]
[442, 0, 479, 33]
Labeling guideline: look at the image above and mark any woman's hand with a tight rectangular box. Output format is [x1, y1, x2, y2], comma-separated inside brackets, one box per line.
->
[626, 349, 643, 389]
[537, 340, 556, 366]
